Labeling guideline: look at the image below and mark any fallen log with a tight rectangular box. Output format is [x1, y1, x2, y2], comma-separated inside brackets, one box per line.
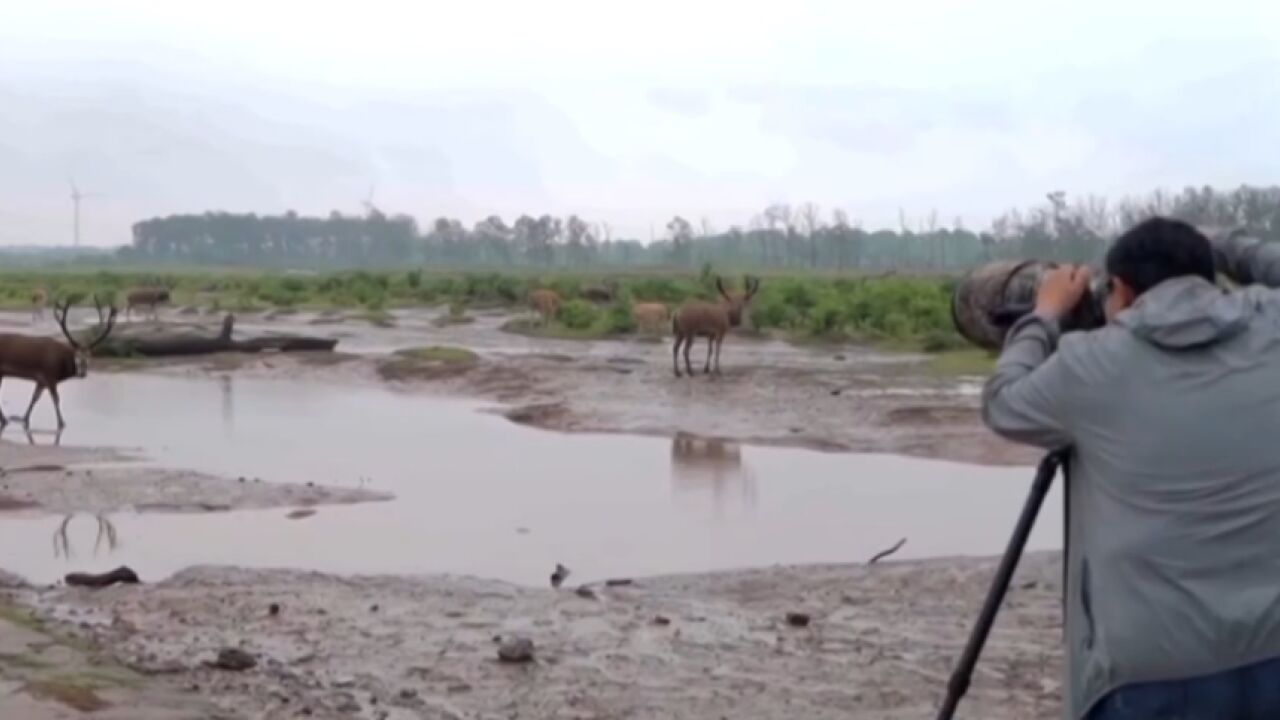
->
[66, 566, 140, 588]
[88, 314, 338, 358]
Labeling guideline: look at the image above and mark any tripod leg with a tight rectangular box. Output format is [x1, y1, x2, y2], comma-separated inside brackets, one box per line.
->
[934, 449, 1066, 720]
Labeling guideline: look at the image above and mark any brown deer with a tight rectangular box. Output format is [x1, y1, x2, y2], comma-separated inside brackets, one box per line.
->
[632, 301, 669, 335]
[528, 289, 560, 325]
[126, 287, 171, 320]
[0, 296, 118, 429]
[30, 287, 47, 323]
[672, 276, 759, 378]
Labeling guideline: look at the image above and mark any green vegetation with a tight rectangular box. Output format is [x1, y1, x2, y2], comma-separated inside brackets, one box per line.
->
[393, 346, 479, 364]
[0, 267, 973, 350]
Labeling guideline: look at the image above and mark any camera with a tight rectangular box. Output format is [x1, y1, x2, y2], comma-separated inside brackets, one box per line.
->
[951, 260, 1109, 351]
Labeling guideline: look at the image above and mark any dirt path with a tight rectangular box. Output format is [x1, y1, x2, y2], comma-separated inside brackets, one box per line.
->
[7, 552, 1064, 719]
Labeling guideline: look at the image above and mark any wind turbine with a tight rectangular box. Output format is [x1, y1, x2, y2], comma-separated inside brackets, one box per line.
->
[361, 181, 380, 216]
[68, 177, 101, 247]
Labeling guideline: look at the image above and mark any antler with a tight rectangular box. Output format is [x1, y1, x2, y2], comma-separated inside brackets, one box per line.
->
[53, 295, 118, 351]
[86, 294, 119, 350]
[715, 276, 729, 300]
[744, 275, 761, 298]
[53, 298, 78, 348]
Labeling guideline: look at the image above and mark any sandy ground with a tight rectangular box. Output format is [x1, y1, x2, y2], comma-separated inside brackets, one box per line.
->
[3, 551, 1065, 720]
[0, 441, 392, 516]
[0, 307, 1062, 719]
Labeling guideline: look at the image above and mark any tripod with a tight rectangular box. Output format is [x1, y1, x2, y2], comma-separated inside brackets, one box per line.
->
[935, 449, 1068, 720]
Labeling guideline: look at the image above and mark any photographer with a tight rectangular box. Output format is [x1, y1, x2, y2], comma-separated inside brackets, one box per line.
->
[983, 216, 1280, 720]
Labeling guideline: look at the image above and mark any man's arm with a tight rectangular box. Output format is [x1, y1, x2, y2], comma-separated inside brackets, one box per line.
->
[981, 312, 1074, 449]
[1210, 229, 1280, 287]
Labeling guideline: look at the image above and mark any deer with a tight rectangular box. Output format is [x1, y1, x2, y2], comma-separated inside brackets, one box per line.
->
[0, 296, 118, 429]
[30, 287, 47, 323]
[528, 289, 560, 325]
[632, 301, 670, 335]
[126, 287, 171, 321]
[672, 276, 759, 378]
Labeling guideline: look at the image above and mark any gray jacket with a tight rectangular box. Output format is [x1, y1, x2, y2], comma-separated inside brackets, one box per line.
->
[983, 233, 1280, 719]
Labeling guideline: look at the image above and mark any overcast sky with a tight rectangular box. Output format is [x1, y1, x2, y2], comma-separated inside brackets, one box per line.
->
[2, 0, 1279, 247]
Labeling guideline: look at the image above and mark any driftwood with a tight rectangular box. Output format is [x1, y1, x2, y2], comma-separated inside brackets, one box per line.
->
[65, 566, 140, 588]
[867, 537, 907, 565]
[88, 314, 338, 358]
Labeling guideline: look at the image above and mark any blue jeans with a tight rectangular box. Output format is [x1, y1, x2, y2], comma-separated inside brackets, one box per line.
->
[1087, 656, 1280, 719]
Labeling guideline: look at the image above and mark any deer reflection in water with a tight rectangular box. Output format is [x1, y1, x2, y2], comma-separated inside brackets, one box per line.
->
[53, 512, 119, 559]
[0, 423, 63, 447]
[670, 432, 757, 513]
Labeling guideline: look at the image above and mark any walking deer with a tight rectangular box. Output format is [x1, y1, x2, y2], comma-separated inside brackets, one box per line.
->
[0, 296, 118, 428]
[126, 287, 171, 320]
[672, 276, 760, 377]
[529, 289, 560, 325]
[632, 302, 669, 335]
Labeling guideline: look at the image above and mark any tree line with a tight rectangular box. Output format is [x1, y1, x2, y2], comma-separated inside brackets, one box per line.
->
[121, 185, 1280, 271]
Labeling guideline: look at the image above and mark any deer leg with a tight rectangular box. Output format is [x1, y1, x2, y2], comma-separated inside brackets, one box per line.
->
[684, 336, 695, 375]
[49, 384, 65, 429]
[23, 385, 44, 427]
[672, 335, 684, 377]
[0, 375, 6, 426]
[714, 335, 724, 375]
[704, 335, 714, 373]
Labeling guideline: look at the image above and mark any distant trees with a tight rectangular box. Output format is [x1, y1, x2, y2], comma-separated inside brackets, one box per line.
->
[121, 185, 1280, 271]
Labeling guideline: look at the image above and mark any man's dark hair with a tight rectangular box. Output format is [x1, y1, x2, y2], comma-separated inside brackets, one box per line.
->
[1105, 216, 1216, 295]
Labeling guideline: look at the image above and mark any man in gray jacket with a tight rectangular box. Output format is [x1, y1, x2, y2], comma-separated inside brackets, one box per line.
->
[983, 216, 1280, 719]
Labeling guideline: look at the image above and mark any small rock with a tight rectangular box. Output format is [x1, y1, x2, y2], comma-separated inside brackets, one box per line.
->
[550, 563, 570, 588]
[268, 603, 281, 617]
[786, 612, 811, 628]
[834, 354, 846, 361]
[652, 615, 671, 626]
[238, 476, 246, 483]
[305, 481, 315, 488]
[397, 688, 419, 701]
[830, 389, 842, 396]
[286, 509, 316, 520]
[332, 676, 356, 689]
[575, 586, 597, 600]
[605, 578, 633, 587]
[369, 604, 379, 613]
[498, 637, 535, 663]
[447, 683, 472, 694]
[210, 648, 257, 671]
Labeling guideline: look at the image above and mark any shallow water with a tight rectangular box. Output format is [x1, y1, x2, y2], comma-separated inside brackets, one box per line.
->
[0, 373, 1060, 586]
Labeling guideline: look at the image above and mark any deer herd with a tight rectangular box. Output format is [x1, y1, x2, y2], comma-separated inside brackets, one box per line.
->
[527, 274, 761, 378]
[0, 276, 758, 430]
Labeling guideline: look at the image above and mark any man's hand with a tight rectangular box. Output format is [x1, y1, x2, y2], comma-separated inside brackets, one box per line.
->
[1034, 264, 1092, 320]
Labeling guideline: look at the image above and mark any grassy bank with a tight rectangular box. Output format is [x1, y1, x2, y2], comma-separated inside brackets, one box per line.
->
[0, 266, 969, 351]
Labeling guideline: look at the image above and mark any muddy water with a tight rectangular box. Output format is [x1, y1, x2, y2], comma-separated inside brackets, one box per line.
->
[0, 373, 1060, 587]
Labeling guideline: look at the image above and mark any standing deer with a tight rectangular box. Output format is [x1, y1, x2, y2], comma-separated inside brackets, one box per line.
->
[672, 276, 760, 378]
[126, 287, 171, 320]
[30, 287, 47, 323]
[528, 289, 560, 325]
[0, 296, 118, 428]
[632, 301, 670, 335]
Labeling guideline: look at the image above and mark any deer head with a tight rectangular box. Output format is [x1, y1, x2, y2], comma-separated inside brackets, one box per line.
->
[54, 295, 119, 377]
[715, 276, 761, 327]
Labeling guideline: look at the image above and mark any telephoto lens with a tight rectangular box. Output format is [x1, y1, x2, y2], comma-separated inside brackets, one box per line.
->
[951, 260, 1107, 351]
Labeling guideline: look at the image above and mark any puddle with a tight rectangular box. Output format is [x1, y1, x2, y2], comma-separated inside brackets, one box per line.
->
[0, 373, 1061, 587]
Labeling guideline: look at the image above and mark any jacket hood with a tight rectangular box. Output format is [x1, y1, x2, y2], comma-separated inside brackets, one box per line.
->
[1114, 275, 1248, 349]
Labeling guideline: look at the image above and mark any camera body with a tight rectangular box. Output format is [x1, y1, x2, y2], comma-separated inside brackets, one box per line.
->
[951, 260, 1108, 351]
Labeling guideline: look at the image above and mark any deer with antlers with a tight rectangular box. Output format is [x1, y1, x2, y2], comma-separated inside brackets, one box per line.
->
[0, 296, 118, 429]
[672, 276, 760, 377]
